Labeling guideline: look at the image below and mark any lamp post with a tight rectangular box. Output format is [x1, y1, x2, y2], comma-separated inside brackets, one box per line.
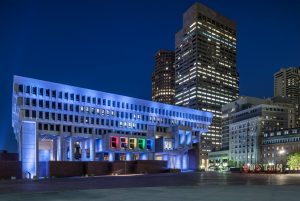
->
[279, 148, 285, 168]
[124, 144, 128, 175]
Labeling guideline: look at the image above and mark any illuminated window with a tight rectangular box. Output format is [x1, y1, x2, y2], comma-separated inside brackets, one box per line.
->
[138, 139, 145, 150]
[129, 138, 136, 149]
[110, 137, 118, 149]
[120, 137, 128, 149]
[146, 139, 152, 150]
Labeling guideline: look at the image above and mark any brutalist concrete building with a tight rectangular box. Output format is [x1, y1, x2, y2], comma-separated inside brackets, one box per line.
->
[12, 75, 212, 178]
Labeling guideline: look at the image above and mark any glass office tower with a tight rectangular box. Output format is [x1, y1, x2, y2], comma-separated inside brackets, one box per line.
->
[175, 3, 239, 168]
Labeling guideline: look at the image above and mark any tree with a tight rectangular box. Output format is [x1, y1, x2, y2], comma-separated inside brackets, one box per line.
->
[228, 160, 238, 167]
[287, 152, 300, 170]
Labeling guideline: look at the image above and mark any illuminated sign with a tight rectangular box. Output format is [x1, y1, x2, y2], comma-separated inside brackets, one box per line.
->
[110, 136, 118, 149]
[129, 138, 136, 149]
[138, 139, 146, 150]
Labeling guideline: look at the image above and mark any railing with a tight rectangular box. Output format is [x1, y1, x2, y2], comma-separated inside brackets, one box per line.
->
[25, 171, 31, 179]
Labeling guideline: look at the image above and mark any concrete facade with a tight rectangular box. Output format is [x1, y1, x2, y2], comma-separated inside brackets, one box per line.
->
[262, 128, 300, 167]
[12, 75, 212, 178]
[224, 97, 295, 167]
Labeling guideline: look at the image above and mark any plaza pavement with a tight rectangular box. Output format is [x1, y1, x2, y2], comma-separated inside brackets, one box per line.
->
[0, 172, 300, 201]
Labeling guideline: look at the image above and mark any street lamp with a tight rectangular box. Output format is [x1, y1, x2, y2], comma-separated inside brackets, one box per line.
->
[124, 144, 128, 175]
[279, 149, 285, 155]
[278, 148, 285, 172]
[278, 149, 285, 164]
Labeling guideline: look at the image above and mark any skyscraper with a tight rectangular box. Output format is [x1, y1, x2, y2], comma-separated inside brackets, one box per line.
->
[175, 2, 239, 167]
[152, 50, 175, 104]
[274, 67, 300, 125]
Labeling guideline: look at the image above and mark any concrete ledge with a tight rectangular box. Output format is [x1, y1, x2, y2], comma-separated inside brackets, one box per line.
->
[49, 161, 85, 177]
[111, 161, 135, 174]
[135, 160, 168, 174]
[0, 160, 169, 179]
[85, 161, 111, 176]
[0, 161, 22, 179]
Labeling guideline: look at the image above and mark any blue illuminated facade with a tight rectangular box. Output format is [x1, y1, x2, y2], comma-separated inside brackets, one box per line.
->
[12, 75, 212, 178]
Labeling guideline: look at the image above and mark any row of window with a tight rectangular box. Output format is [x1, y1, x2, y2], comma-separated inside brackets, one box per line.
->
[263, 145, 300, 152]
[231, 149, 255, 154]
[16, 84, 210, 122]
[21, 97, 182, 123]
[22, 108, 208, 130]
[25, 110, 153, 131]
[264, 129, 300, 138]
[263, 137, 300, 145]
[37, 122, 147, 136]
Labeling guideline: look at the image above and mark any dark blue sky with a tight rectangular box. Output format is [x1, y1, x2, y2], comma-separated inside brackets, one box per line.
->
[1, 0, 300, 152]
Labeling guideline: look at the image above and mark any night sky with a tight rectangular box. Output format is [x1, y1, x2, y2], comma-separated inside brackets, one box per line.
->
[1, 0, 300, 152]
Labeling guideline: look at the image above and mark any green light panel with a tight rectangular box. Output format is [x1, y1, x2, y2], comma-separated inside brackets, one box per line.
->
[138, 139, 146, 150]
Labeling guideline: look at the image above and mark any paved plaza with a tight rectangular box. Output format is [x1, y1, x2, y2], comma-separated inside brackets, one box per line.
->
[0, 172, 300, 201]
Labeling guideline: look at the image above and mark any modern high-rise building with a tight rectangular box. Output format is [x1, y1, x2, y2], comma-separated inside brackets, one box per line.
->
[274, 67, 300, 125]
[152, 50, 175, 104]
[12, 75, 212, 178]
[175, 2, 239, 167]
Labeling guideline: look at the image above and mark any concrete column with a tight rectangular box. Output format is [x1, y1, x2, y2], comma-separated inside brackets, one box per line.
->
[56, 135, 62, 161]
[80, 141, 85, 161]
[62, 136, 66, 161]
[69, 136, 73, 161]
[90, 137, 95, 161]
[18, 133, 22, 161]
[126, 152, 131, 161]
[109, 152, 114, 161]
[21, 121, 39, 179]
[59, 125, 65, 161]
